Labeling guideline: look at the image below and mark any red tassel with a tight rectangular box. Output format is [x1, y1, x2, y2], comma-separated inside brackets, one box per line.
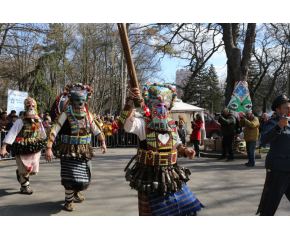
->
[144, 107, 151, 116]
[16, 137, 23, 143]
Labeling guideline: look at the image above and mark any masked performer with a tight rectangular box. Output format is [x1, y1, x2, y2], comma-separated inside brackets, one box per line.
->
[120, 83, 204, 216]
[0, 98, 46, 194]
[45, 83, 106, 211]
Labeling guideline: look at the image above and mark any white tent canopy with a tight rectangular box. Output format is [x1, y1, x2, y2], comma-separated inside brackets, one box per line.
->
[168, 99, 205, 142]
[171, 100, 204, 112]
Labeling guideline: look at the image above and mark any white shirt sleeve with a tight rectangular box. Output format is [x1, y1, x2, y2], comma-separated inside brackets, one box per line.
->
[50, 112, 67, 137]
[124, 117, 146, 141]
[3, 119, 23, 144]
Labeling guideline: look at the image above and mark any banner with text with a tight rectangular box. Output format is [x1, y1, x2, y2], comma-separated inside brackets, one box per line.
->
[7, 89, 28, 116]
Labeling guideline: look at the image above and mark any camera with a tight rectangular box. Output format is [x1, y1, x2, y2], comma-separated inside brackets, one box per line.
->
[191, 121, 195, 123]
[240, 115, 246, 120]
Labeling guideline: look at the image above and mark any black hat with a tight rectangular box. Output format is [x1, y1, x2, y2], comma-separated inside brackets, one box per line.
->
[271, 94, 290, 111]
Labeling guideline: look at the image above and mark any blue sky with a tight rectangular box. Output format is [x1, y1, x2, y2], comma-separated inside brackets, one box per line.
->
[159, 49, 228, 84]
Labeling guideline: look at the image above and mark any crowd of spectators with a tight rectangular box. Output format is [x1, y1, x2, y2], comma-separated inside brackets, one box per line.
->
[215, 108, 268, 167]
[93, 114, 137, 147]
[0, 108, 139, 149]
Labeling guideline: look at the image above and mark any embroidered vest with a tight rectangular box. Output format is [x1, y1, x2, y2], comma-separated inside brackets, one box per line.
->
[52, 106, 104, 146]
[19, 117, 41, 139]
[136, 117, 178, 166]
[143, 117, 177, 152]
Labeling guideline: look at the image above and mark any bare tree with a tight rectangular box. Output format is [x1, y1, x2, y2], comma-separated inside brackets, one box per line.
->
[220, 23, 256, 105]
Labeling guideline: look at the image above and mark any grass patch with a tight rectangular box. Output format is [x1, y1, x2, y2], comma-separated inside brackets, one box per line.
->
[256, 148, 269, 153]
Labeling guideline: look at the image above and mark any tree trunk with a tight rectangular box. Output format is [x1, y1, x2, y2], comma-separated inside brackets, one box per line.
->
[225, 61, 235, 105]
[221, 23, 256, 106]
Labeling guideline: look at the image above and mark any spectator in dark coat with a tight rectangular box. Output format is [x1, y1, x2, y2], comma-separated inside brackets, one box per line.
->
[104, 113, 110, 122]
[0, 112, 10, 132]
[7, 115, 18, 130]
[218, 108, 236, 161]
[7, 110, 16, 123]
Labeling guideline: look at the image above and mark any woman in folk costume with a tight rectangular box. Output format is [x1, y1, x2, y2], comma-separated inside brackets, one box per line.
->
[45, 83, 107, 211]
[119, 83, 204, 216]
[0, 98, 46, 194]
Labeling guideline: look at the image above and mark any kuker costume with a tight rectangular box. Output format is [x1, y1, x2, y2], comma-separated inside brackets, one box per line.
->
[3, 97, 46, 194]
[47, 83, 104, 211]
[119, 83, 203, 216]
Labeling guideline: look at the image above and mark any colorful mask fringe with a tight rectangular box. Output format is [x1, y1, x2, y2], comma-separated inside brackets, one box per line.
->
[64, 83, 94, 117]
[142, 82, 177, 109]
[24, 97, 39, 120]
[142, 82, 178, 131]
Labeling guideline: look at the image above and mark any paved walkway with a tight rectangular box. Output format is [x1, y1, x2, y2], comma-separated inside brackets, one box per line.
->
[0, 148, 289, 216]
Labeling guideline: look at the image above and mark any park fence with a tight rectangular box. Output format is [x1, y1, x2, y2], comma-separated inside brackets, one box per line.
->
[0, 129, 138, 160]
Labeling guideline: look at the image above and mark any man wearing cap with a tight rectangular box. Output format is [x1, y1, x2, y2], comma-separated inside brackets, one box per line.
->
[259, 94, 290, 215]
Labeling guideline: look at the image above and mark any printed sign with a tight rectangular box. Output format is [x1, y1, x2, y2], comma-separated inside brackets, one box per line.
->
[7, 89, 28, 116]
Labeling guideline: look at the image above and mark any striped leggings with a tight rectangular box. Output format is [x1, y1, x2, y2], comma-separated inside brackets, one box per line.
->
[65, 190, 75, 203]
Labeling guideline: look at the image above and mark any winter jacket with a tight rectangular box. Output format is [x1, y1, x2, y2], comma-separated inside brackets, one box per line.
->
[112, 122, 118, 134]
[261, 114, 290, 171]
[103, 122, 112, 136]
[190, 120, 203, 141]
[218, 111, 236, 136]
[259, 117, 268, 132]
[239, 115, 260, 142]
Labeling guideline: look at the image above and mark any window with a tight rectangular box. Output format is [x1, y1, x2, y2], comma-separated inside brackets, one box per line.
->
[204, 113, 213, 123]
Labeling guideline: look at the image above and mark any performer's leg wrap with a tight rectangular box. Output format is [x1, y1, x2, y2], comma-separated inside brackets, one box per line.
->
[16, 170, 21, 183]
[65, 189, 74, 203]
[19, 173, 30, 187]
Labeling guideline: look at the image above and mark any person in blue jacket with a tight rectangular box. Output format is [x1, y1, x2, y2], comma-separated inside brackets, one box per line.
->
[260, 94, 290, 216]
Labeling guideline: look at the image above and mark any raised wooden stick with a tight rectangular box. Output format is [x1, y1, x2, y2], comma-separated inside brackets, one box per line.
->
[117, 23, 143, 108]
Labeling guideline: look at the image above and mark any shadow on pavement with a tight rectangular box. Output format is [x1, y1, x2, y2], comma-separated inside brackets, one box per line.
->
[0, 188, 21, 198]
[0, 200, 64, 216]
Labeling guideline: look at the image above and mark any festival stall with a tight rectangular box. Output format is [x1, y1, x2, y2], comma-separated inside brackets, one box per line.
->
[168, 99, 204, 142]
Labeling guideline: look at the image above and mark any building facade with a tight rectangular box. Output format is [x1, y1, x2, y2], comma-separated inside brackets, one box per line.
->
[176, 69, 191, 98]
